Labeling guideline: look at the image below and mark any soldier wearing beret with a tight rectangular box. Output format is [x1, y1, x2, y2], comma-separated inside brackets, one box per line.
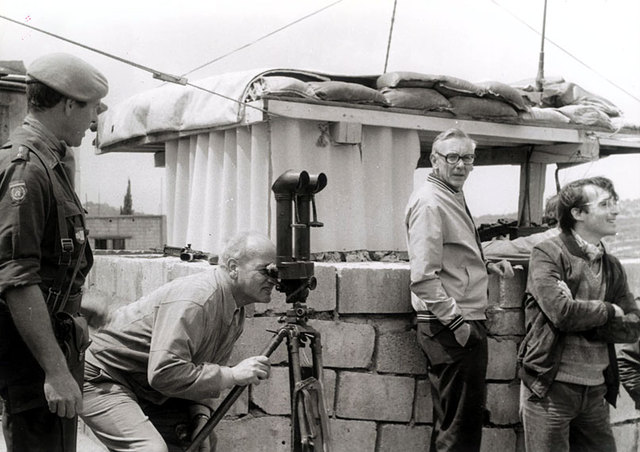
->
[0, 53, 108, 452]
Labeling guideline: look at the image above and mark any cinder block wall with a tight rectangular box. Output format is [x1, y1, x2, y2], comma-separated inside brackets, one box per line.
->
[83, 257, 640, 452]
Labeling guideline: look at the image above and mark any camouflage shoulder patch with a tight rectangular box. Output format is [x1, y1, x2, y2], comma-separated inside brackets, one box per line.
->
[9, 181, 27, 204]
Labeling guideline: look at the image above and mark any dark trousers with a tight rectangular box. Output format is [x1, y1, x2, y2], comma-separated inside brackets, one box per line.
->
[417, 320, 488, 452]
[2, 404, 77, 452]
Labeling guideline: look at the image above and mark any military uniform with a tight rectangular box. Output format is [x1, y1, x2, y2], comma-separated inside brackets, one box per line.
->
[0, 53, 107, 452]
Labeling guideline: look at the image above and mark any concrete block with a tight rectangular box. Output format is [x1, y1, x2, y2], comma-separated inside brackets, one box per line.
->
[255, 263, 337, 314]
[378, 424, 431, 452]
[329, 419, 377, 452]
[374, 317, 415, 334]
[612, 422, 638, 452]
[488, 269, 526, 309]
[377, 330, 427, 375]
[138, 258, 171, 296]
[228, 317, 289, 365]
[309, 319, 375, 369]
[487, 337, 518, 380]
[252, 367, 336, 415]
[208, 386, 249, 417]
[89, 256, 118, 297]
[486, 308, 525, 336]
[486, 383, 520, 425]
[336, 372, 414, 422]
[168, 260, 210, 280]
[113, 258, 144, 301]
[480, 428, 518, 452]
[414, 379, 433, 424]
[337, 263, 412, 314]
[611, 385, 640, 424]
[623, 261, 640, 296]
[216, 416, 291, 452]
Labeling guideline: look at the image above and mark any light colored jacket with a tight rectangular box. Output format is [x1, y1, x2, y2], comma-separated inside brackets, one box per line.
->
[405, 174, 488, 324]
[86, 267, 244, 410]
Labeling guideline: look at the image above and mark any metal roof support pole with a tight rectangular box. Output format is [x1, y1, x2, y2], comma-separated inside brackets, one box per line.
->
[517, 155, 546, 227]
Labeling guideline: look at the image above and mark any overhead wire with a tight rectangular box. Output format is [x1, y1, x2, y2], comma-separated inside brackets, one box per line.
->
[489, 0, 640, 105]
[2, 1, 346, 117]
[0, 13, 280, 117]
[180, 0, 345, 78]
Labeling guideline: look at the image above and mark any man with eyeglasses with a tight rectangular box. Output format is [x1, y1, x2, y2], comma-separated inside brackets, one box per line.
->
[519, 176, 640, 452]
[405, 128, 513, 451]
[80, 231, 277, 452]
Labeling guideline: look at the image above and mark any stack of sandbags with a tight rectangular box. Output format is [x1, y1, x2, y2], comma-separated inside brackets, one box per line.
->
[376, 71, 527, 120]
[247, 76, 388, 106]
[511, 77, 620, 130]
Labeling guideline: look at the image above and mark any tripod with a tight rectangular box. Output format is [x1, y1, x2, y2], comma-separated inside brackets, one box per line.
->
[186, 170, 331, 452]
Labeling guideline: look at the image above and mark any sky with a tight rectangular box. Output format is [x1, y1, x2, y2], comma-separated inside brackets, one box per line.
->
[1, 0, 639, 217]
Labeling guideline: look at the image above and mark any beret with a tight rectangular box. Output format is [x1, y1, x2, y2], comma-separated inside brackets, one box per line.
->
[27, 53, 108, 102]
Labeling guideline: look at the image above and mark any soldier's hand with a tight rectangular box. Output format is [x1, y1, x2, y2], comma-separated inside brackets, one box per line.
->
[231, 356, 271, 386]
[43, 369, 82, 418]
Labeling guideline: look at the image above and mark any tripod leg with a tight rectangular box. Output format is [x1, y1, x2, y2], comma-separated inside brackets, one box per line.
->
[287, 330, 308, 452]
[185, 327, 288, 452]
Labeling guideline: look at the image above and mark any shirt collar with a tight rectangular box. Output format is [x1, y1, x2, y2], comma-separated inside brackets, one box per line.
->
[23, 114, 68, 166]
[427, 173, 459, 194]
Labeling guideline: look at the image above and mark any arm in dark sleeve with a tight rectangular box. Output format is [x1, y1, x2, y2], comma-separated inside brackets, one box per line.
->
[528, 246, 610, 332]
[594, 265, 640, 343]
[617, 342, 640, 409]
[0, 160, 49, 293]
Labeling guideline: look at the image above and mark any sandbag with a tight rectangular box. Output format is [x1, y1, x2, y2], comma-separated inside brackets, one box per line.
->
[376, 71, 485, 98]
[308, 81, 388, 105]
[542, 82, 622, 117]
[519, 107, 570, 124]
[246, 76, 317, 101]
[450, 96, 518, 118]
[380, 87, 451, 111]
[558, 105, 614, 130]
[510, 75, 565, 91]
[476, 81, 528, 111]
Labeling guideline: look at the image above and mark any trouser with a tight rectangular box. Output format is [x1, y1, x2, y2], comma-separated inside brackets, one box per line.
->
[417, 320, 488, 452]
[2, 403, 77, 452]
[520, 381, 616, 452]
[81, 361, 216, 452]
[0, 300, 85, 452]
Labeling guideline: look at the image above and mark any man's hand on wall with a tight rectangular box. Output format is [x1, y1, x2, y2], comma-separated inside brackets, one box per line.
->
[487, 259, 514, 278]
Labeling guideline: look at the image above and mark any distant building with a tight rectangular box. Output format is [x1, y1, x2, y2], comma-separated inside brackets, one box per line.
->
[87, 215, 166, 251]
[0, 60, 27, 145]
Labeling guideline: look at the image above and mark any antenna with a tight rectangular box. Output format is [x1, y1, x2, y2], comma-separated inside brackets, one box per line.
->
[383, 0, 399, 73]
[535, 0, 548, 92]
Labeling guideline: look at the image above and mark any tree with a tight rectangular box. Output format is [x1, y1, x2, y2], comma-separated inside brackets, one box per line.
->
[120, 179, 134, 215]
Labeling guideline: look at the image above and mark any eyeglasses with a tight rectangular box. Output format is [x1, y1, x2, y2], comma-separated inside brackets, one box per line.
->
[579, 197, 618, 210]
[257, 263, 279, 279]
[434, 151, 475, 165]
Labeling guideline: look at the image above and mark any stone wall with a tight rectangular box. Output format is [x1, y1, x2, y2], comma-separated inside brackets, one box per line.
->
[82, 256, 640, 452]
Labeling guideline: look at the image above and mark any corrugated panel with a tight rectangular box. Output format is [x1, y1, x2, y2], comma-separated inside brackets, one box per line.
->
[164, 119, 419, 254]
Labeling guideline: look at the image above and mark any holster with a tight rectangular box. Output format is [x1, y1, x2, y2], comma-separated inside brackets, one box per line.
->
[52, 311, 91, 385]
